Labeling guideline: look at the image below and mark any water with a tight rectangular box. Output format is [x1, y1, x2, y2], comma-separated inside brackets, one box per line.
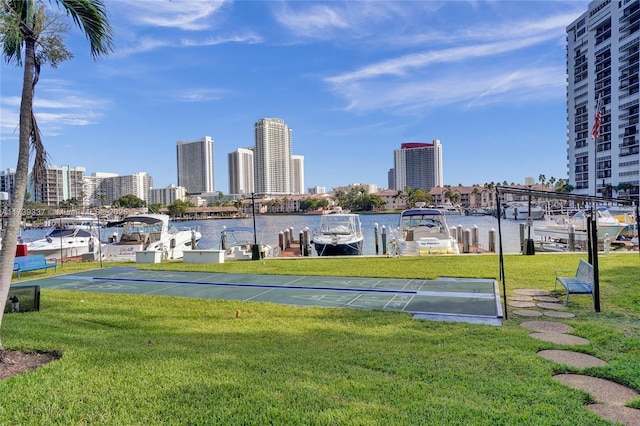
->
[19, 213, 527, 254]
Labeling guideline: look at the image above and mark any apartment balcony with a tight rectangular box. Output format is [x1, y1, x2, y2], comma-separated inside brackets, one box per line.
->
[621, 4, 640, 21]
[620, 145, 640, 156]
[620, 136, 639, 148]
[619, 58, 639, 73]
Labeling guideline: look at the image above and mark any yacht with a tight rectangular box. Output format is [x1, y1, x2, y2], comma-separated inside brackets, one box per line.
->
[101, 214, 201, 261]
[25, 215, 101, 260]
[391, 203, 459, 255]
[312, 208, 364, 256]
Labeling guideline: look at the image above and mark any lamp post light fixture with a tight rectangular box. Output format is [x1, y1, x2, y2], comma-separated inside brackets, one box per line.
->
[524, 177, 535, 255]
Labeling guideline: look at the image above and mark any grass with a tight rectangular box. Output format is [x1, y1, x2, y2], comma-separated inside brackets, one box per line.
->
[1, 252, 639, 424]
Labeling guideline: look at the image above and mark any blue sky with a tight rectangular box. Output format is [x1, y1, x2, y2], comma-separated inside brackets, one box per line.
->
[0, 0, 590, 193]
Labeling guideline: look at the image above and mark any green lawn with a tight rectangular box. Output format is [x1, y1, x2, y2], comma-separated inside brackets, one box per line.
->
[2, 252, 639, 425]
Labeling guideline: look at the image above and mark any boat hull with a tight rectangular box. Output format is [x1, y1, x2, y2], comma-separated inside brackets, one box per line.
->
[313, 240, 363, 256]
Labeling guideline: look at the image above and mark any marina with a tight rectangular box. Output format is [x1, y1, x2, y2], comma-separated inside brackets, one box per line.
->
[15, 212, 540, 256]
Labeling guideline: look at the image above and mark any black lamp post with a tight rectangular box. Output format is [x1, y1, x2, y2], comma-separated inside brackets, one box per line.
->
[524, 177, 535, 255]
[251, 193, 261, 260]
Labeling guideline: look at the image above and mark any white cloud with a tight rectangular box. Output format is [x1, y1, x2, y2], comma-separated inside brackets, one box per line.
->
[125, 0, 229, 31]
[334, 66, 566, 114]
[175, 88, 228, 103]
[321, 7, 579, 114]
[0, 82, 111, 141]
[113, 33, 262, 57]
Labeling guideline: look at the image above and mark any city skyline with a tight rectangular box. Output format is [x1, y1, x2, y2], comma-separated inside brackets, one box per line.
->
[0, 1, 590, 192]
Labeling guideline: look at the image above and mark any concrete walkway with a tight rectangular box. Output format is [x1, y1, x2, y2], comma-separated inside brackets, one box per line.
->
[510, 289, 640, 425]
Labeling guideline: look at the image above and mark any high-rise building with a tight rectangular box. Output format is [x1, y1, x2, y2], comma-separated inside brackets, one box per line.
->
[84, 172, 118, 207]
[0, 168, 16, 200]
[95, 172, 152, 205]
[254, 118, 292, 196]
[148, 184, 187, 206]
[30, 165, 85, 206]
[393, 140, 443, 191]
[566, 0, 639, 198]
[176, 136, 214, 194]
[291, 155, 305, 195]
[228, 147, 254, 196]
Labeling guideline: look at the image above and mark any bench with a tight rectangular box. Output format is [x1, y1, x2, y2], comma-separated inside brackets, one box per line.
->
[554, 259, 594, 305]
[13, 254, 57, 279]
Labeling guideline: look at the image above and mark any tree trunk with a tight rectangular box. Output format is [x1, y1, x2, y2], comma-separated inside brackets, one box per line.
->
[0, 38, 36, 355]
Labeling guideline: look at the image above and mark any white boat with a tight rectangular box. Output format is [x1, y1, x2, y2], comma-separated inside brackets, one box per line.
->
[25, 215, 101, 260]
[221, 226, 281, 260]
[101, 214, 201, 261]
[312, 209, 364, 256]
[503, 202, 545, 220]
[436, 204, 463, 215]
[534, 207, 626, 243]
[390, 203, 459, 255]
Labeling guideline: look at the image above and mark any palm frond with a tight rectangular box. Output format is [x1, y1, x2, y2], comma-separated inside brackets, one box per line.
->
[53, 0, 113, 59]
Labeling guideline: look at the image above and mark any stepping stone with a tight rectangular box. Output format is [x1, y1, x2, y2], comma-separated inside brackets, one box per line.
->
[543, 310, 576, 318]
[537, 350, 608, 368]
[528, 332, 590, 345]
[508, 296, 534, 301]
[534, 295, 562, 303]
[537, 302, 566, 311]
[513, 309, 543, 317]
[508, 301, 537, 308]
[553, 374, 639, 406]
[521, 321, 574, 334]
[514, 289, 551, 296]
[588, 404, 640, 426]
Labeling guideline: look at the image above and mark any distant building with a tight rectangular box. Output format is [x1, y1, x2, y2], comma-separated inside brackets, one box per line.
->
[84, 172, 118, 207]
[387, 168, 396, 190]
[333, 183, 378, 194]
[393, 140, 443, 191]
[176, 136, 214, 194]
[291, 154, 305, 195]
[0, 168, 16, 201]
[308, 186, 326, 194]
[94, 172, 152, 205]
[228, 147, 254, 196]
[30, 165, 85, 206]
[254, 118, 293, 196]
[148, 184, 187, 206]
[566, 1, 639, 198]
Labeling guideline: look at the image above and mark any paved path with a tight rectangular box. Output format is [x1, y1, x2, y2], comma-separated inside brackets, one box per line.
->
[511, 289, 640, 425]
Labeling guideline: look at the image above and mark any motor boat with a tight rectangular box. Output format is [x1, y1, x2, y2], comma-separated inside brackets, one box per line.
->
[534, 206, 626, 244]
[101, 214, 201, 261]
[220, 226, 280, 260]
[390, 203, 459, 255]
[503, 202, 545, 220]
[25, 215, 101, 260]
[312, 208, 364, 256]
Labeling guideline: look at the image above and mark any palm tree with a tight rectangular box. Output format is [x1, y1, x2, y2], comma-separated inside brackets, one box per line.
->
[616, 182, 634, 200]
[0, 0, 113, 355]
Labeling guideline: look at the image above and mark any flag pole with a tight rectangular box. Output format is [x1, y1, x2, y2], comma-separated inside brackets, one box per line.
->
[591, 92, 603, 197]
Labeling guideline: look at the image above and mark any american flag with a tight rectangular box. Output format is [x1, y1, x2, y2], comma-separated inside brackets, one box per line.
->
[591, 93, 603, 139]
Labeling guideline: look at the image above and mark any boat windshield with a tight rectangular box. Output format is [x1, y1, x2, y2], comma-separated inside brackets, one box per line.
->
[320, 217, 356, 234]
[402, 215, 444, 228]
[121, 222, 163, 241]
[48, 229, 76, 238]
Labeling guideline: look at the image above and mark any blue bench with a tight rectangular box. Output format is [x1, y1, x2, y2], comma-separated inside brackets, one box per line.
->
[554, 259, 594, 305]
[13, 254, 57, 279]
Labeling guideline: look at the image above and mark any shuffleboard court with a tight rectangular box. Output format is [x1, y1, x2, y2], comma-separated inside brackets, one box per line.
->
[26, 268, 503, 325]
